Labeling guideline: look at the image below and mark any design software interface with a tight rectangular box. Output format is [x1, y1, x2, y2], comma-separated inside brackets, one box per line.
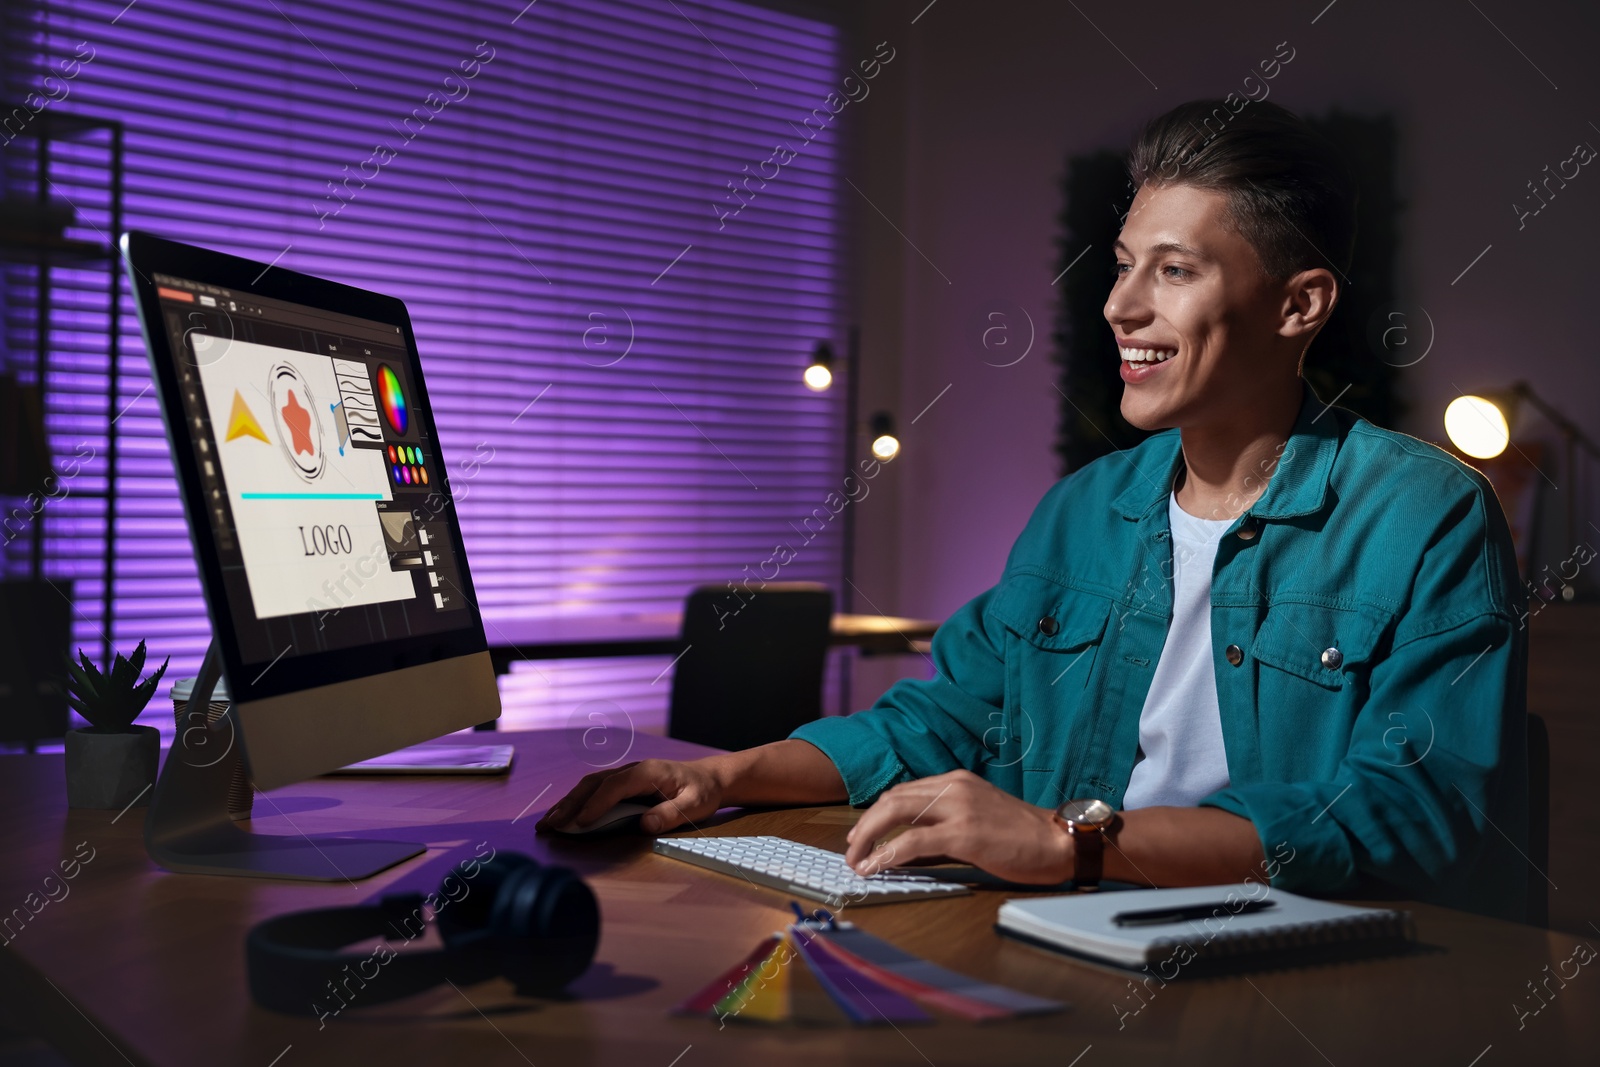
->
[152, 274, 471, 670]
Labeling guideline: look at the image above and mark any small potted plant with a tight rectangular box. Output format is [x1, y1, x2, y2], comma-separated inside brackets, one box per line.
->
[62, 641, 168, 809]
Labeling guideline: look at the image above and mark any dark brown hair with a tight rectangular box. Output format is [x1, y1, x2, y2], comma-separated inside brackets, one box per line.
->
[1128, 99, 1356, 281]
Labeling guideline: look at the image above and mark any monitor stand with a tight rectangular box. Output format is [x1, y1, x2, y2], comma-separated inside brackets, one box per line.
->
[143, 642, 426, 880]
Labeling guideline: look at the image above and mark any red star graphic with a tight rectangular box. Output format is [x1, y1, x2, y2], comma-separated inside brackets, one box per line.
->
[281, 390, 315, 457]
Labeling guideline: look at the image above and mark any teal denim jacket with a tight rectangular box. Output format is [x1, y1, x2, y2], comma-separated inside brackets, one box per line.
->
[792, 378, 1531, 921]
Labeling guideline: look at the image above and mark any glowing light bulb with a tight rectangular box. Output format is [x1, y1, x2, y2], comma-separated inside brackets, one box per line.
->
[871, 433, 900, 462]
[1444, 395, 1510, 459]
[803, 363, 833, 392]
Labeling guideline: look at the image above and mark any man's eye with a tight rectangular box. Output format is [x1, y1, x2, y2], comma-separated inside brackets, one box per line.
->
[1111, 262, 1130, 277]
[1162, 265, 1191, 279]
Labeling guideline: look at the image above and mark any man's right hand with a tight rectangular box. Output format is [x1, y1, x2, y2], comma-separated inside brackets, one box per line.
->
[534, 758, 726, 835]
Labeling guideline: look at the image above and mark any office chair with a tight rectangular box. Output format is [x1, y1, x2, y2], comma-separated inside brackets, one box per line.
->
[1526, 711, 1550, 929]
[667, 582, 834, 751]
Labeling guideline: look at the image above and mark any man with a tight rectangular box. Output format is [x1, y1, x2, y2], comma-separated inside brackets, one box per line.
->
[538, 99, 1530, 923]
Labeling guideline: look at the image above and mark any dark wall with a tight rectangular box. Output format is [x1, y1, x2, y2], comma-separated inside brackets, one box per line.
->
[839, 0, 1600, 626]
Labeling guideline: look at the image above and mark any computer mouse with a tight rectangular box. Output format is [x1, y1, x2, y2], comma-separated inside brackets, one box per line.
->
[549, 800, 653, 836]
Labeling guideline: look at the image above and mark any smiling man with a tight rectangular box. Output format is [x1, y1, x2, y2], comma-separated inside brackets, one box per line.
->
[538, 100, 1531, 922]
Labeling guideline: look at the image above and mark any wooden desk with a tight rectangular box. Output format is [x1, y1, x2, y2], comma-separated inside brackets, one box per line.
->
[1, 731, 1593, 1066]
[481, 612, 941, 671]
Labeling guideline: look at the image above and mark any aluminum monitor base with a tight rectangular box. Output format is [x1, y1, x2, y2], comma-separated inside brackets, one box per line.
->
[143, 643, 424, 881]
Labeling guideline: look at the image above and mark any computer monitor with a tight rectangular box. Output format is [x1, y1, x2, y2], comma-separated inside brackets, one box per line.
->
[121, 231, 500, 879]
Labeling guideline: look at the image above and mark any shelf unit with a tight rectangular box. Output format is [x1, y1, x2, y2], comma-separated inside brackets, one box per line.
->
[0, 110, 124, 746]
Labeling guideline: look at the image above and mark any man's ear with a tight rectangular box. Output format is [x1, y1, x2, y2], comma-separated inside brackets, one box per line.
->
[1277, 267, 1338, 339]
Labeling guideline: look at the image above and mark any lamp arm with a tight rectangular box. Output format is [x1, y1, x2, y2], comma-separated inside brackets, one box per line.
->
[1512, 382, 1600, 461]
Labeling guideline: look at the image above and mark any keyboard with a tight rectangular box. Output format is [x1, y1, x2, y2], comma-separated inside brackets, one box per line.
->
[652, 834, 971, 907]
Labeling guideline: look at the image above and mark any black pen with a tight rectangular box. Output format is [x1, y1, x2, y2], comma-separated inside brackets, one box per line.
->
[1111, 899, 1277, 927]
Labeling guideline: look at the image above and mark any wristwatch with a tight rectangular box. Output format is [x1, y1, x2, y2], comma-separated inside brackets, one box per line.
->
[1052, 798, 1118, 890]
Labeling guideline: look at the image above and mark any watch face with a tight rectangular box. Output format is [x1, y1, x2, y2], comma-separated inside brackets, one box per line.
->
[1056, 798, 1115, 827]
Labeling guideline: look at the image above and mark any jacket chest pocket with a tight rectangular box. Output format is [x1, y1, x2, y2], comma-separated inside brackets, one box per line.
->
[984, 571, 1112, 772]
[1249, 601, 1387, 688]
[1247, 600, 1390, 773]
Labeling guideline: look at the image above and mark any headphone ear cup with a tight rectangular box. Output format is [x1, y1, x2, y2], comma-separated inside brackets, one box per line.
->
[491, 862, 601, 996]
[435, 853, 538, 945]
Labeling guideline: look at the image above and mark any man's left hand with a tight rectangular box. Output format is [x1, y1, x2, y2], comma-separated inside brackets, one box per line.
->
[843, 770, 1074, 884]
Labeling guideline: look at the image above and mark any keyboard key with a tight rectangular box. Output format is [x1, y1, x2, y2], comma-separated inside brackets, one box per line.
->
[652, 835, 970, 907]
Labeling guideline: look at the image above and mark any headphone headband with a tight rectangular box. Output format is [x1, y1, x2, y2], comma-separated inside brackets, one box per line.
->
[246, 853, 598, 1018]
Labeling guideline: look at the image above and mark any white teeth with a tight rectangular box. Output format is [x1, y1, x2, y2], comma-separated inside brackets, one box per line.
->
[1120, 347, 1176, 363]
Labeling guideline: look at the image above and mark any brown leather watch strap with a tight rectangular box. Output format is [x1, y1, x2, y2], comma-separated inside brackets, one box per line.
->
[1068, 824, 1104, 889]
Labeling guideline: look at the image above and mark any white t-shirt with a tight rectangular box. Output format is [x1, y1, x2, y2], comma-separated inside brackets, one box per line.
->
[1121, 490, 1234, 810]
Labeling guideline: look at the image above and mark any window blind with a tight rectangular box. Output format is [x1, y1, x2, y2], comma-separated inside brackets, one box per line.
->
[10, 0, 847, 733]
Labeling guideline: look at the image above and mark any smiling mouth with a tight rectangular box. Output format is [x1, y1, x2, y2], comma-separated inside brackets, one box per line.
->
[1119, 346, 1177, 365]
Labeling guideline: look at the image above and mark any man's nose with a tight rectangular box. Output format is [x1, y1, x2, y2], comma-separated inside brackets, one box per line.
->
[1105, 274, 1150, 328]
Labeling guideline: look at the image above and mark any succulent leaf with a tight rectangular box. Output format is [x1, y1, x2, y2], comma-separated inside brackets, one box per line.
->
[109, 648, 135, 693]
[64, 655, 99, 706]
[71, 651, 101, 694]
[129, 658, 169, 712]
[62, 642, 171, 731]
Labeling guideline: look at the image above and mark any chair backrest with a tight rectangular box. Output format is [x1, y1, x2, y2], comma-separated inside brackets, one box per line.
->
[667, 582, 834, 751]
[1526, 711, 1550, 928]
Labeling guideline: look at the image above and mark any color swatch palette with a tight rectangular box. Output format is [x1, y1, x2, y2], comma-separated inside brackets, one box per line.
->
[672, 907, 1066, 1027]
[387, 444, 428, 487]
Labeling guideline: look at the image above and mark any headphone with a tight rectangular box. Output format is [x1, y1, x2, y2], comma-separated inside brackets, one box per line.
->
[247, 851, 600, 1017]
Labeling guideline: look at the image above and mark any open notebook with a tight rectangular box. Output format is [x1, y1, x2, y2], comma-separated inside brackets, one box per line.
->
[997, 885, 1415, 973]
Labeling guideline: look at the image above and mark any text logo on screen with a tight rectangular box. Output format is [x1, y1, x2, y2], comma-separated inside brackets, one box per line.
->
[270, 362, 326, 482]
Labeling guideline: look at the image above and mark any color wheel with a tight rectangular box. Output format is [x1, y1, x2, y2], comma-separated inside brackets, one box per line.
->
[377, 364, 408, 434]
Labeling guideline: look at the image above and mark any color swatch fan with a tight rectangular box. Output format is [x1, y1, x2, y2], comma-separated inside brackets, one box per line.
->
[673, 908, 1066, 1027]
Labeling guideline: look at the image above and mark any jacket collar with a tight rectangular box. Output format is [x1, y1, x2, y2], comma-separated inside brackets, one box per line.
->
[1110, 378, 1342, 521]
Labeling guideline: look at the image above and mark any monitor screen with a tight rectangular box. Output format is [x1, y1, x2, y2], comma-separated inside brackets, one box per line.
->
[126, 233, 489, 708]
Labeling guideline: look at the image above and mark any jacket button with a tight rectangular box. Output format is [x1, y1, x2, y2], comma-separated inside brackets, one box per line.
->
[1225, 644, 1243, 666]
[1236, 518, 1258, 541]
[1321, 647, 1343, 669]
[1038, 616, 1059, 636]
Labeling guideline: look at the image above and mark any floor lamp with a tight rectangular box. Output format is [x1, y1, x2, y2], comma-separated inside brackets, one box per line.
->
[806, 328, 899, 715]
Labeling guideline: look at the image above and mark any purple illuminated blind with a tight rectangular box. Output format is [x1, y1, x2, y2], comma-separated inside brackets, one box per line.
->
[13, 0, 845, 731]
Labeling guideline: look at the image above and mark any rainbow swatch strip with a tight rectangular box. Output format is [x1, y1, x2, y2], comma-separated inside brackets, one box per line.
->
[671, 910, 1066, 1027]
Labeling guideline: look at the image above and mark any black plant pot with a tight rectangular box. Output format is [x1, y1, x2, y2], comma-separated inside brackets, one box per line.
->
[64, 726, 160, 809]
